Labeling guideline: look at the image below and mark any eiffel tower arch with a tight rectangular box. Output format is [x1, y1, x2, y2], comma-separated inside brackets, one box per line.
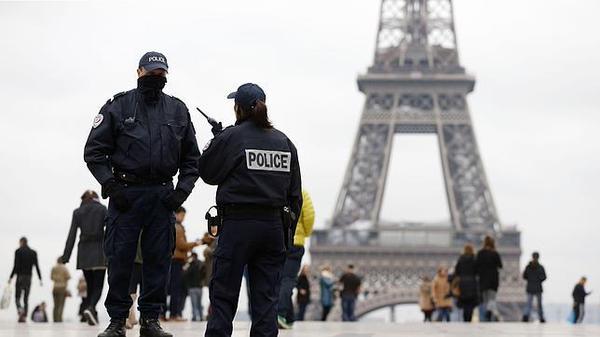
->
[309, 0, 523, 321]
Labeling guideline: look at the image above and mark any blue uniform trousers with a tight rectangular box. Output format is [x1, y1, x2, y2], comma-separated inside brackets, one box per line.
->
[104, 183, 175, 319]
[205, 214, 286, 337]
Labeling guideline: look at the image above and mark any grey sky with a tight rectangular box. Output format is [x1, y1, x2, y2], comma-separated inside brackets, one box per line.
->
[0, 0, 599, 321]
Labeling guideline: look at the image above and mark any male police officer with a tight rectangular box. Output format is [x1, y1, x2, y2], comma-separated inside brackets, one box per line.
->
[84, 51, 201, 337]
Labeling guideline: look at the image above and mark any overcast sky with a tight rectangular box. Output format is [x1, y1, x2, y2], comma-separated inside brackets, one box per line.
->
[0, 0, 599, 322]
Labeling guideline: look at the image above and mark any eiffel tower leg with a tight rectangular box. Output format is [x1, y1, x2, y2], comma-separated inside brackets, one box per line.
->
[439, 123, 499, 232]
[333, 123, 393, 228]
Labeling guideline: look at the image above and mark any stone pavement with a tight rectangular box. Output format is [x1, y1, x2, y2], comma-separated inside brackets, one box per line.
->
[1, 322, 599, 337]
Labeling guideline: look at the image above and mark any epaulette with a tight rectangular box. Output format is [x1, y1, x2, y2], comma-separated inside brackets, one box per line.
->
[105, 91, 127, 105]
[170, 95, 187, 106]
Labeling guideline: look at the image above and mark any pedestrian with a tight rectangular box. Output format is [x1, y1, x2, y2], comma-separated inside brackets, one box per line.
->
[199, 83, 302, 337]
[572, 276, 591, 324]
[418, 276, 434, 322]
[522, 251, 546, 323]
[31, 302, 48, 323]
[126, 235, 142, 329]
[61, 190, 107, 326]
[9, 237, 42, 323]
[320, 265, 335, 321]
[476, 235, 503, 322]
[202, 233, 216, 320]
[166, 207, 201, 321]
[51, 256, 71, 322]
[339, 264, 362, 322]
[295, 265, 311, 322]
[454, 244, 479, 322]
[277, 189, 315, 329]
[185, 252, 206, 321]
[77, 276, 89, 323]
[84, 51, 201, 337]
[432, 267, 452, 322]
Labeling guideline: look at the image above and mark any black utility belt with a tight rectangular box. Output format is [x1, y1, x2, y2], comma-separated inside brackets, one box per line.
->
[114, 171, 171, 186]
[221, 204, 282, 218]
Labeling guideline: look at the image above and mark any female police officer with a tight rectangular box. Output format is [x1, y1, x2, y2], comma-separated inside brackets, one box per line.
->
[199, 83, 302, 337]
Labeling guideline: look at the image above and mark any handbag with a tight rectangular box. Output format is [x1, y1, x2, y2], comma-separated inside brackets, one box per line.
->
[0, 282, 13, 310]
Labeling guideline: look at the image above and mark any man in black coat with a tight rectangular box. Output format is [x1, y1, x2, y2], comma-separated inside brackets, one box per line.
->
[61, 190, 108, 326]
[9, 237, 42, 322]
[522, 252, 546, 322]
[572, 277, 591, 323]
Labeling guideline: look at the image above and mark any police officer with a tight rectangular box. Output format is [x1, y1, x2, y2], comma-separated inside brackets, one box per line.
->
[199, 83, 302, 337]
[84, 51, 201, 337]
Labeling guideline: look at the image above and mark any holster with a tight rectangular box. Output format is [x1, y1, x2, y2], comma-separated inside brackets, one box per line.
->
[205, 206, 223, 237]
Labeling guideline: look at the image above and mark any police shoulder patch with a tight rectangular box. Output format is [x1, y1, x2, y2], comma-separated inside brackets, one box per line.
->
[92, 113, 104, 129]
[245, 149, 291, 172]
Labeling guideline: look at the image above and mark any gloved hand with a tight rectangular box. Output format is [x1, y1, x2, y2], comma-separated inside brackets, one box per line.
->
[163, 189, 189, 211]
[102, 178, 131, 212]
[211, 121, 223, 136]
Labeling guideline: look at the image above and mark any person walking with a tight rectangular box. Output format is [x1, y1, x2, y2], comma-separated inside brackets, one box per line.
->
[61, 190, 107, 326]
[50, 257, 71, 322]
[522, 252, 546, 323]
[572, 277, 591, 324]
[339, 265, 362, 322]
[295, 265, 311, 322]
[199, 83, 302, 337]
[9, 237, 42, 323]
[476, 235, 503, 322]
[431, 267, 452, 322]
[418, 276, 435, 322]
[202, 233, 216, 320]
[185, 252, 206, 322]
[319, 266, 335, 321]
[166, 207, 201, 321]
[84, 51, 201, 337]
[277, 189, 315, 329]
[77, 276, 89, 323]
[454, 244, 479, 322]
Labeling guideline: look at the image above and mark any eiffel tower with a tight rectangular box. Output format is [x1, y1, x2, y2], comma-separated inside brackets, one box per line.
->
[309, 0, 523, 321]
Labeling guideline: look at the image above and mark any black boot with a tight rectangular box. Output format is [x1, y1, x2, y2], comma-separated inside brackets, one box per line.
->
[98, 318, 126, 337]
[140, 317, 173, 337]
[522, 314, 529, 322]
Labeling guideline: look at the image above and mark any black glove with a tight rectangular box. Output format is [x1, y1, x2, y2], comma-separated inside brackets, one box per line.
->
[102, 179, 131, 212]
[163, 189, 189, 211]
[210, 121, 223, 136]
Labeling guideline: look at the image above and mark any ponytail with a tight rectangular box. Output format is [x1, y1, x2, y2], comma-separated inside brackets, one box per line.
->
[242, 100, 272, 129]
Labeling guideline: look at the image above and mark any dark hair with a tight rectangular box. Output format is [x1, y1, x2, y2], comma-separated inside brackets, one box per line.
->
[81, 190, 98, 202]
[20, 237, 27, 244]
[239, 100, 272, 129]
[347, 264, 354, 269]
[463, 243, 475, 256]
[483, 235, 496, 250]
[176, 206, 186, 214]
[532, 252, 540, 260]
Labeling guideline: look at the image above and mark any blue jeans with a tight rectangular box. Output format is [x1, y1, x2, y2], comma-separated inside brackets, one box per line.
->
[341, 297, 357, 321]
[436, 307, 451, 322]
[277, 245, 305, 323]
[524, 293, 544, 320]
[189, 288, 203, 321]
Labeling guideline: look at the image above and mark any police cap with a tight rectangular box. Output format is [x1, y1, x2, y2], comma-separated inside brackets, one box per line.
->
[138, 51, 169, 72]
[227, 83, 266, 109]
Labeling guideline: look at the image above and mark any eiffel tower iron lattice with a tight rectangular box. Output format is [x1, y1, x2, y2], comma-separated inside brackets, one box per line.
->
[309, 0, 523, 321]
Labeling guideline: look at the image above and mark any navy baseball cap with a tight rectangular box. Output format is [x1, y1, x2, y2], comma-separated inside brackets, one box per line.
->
[138, 51, 169, 72]
[227, 83, 266, 108]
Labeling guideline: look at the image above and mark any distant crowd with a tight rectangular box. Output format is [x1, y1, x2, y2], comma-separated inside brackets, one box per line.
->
[3, 191, 593, 325]
[417, 235, 591, 323]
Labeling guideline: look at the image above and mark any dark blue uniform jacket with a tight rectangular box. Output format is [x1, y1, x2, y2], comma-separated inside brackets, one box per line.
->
[198, 120, 302, 220]
[84, 89, 201, 194]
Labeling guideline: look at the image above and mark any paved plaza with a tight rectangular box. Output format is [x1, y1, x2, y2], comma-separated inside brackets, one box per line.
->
[1, 322, 599, 337]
